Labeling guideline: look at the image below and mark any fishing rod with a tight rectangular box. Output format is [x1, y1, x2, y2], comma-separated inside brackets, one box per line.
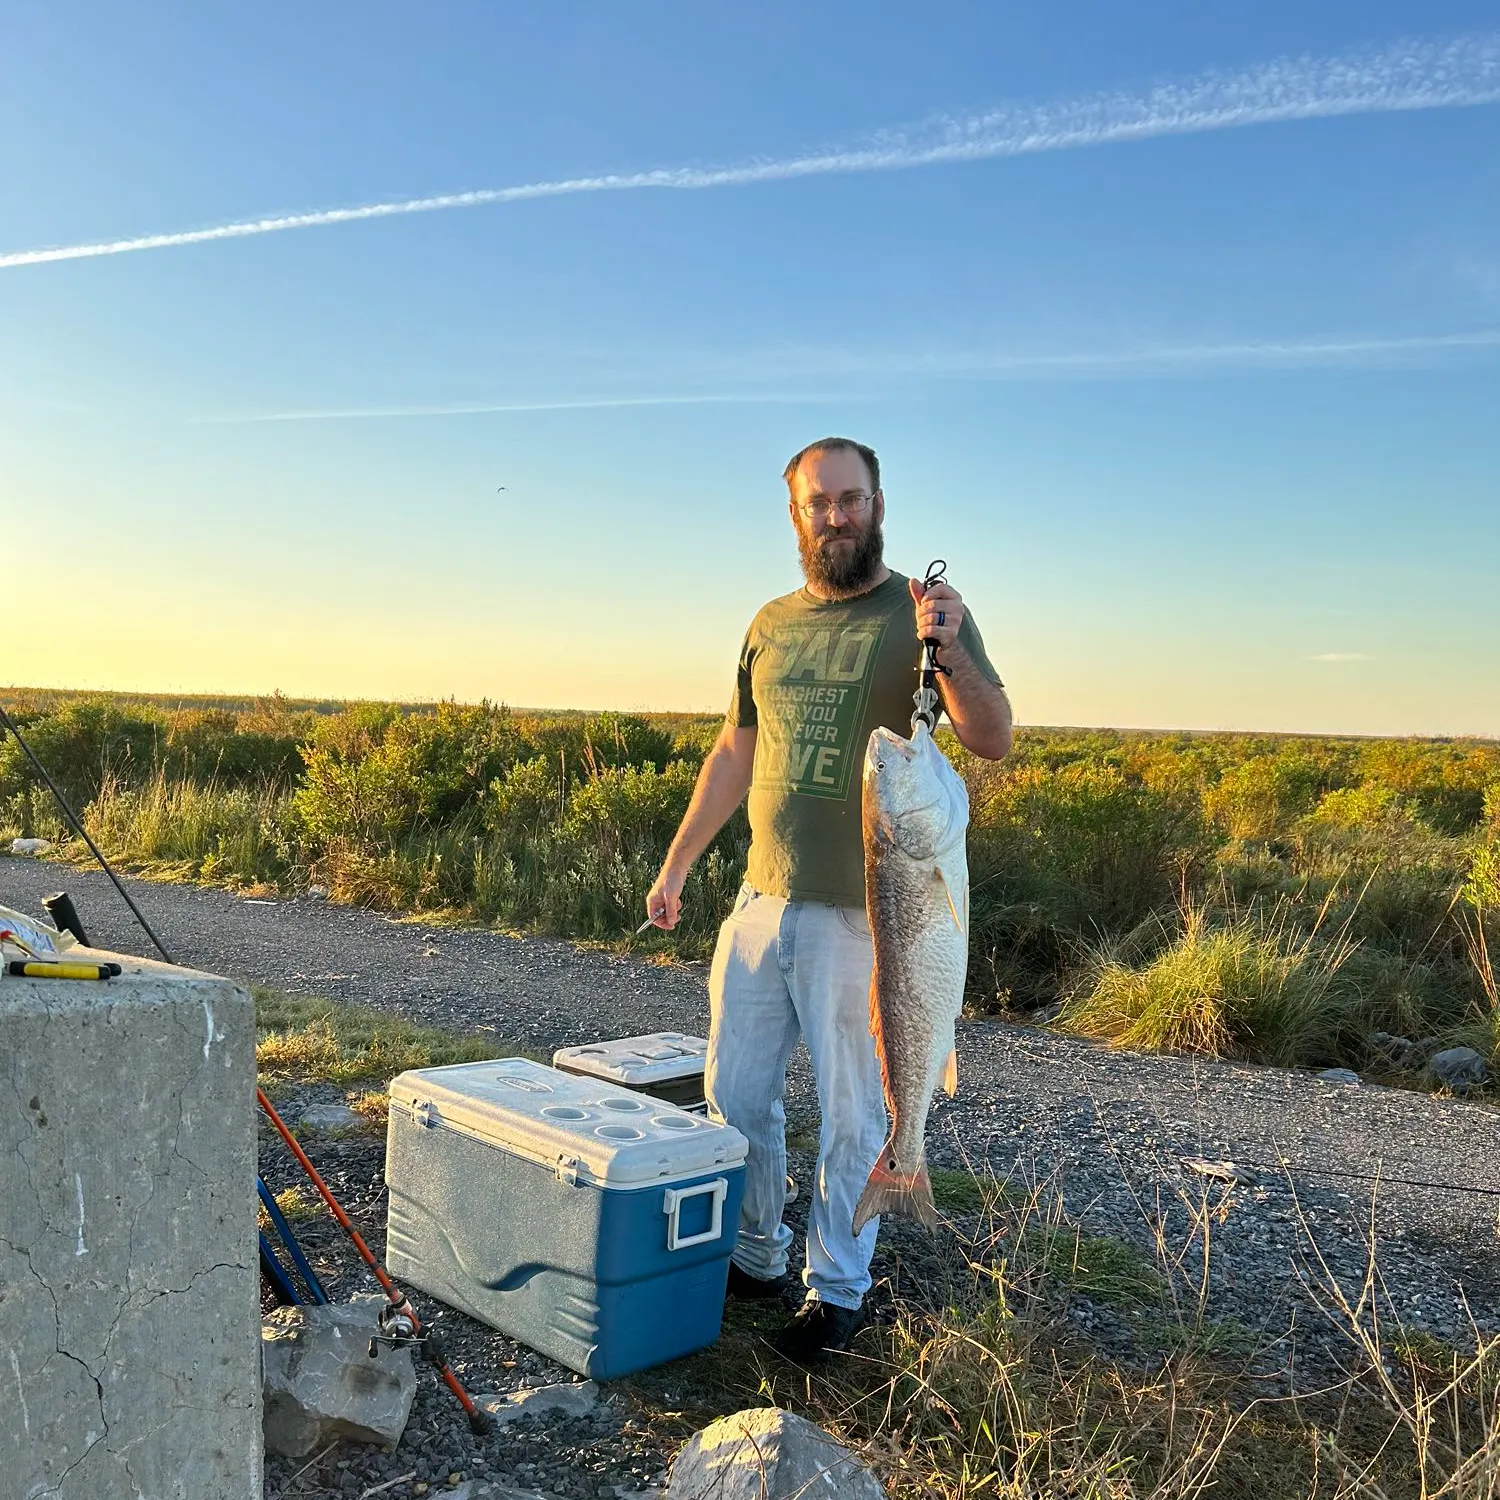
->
[1228, 1156, 1500, 1201]
[257, 1086, 492, 1434]
[3, 701, 491, 1431]
[0, 702, 176, 964]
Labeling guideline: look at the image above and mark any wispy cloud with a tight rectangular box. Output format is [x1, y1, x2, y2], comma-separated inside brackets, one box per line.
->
[4, 31, 1497, 271]
[1310, 652, 1374, 663]
[924, 328, 1500, 375]
[195, 392, 843, 423]
[196, 327, 1500, 421]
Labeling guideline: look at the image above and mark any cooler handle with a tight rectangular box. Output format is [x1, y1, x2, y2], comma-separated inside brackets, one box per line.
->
[663, 1178, 728, 1252]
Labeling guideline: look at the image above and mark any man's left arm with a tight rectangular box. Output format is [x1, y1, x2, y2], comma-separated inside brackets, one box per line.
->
[909, 578, 1013, 761]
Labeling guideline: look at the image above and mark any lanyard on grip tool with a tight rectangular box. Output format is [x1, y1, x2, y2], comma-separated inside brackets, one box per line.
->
[912, 558, 952, 733]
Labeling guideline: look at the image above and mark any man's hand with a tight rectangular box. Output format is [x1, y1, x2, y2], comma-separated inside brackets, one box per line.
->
[909, 576, 965, 652]
[644, 864, 687, 930]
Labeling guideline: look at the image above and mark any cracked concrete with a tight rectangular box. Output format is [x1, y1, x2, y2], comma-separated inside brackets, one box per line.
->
[1, 951, 262, 1498]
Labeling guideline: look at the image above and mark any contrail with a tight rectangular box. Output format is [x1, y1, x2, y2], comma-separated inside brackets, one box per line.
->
[196, 392, 846, 423]
[9, 31, 1494, 272]
[199, 328, 1500, 420]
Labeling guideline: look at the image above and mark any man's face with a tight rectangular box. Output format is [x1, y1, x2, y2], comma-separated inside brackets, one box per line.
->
[788, 447, 886, 597]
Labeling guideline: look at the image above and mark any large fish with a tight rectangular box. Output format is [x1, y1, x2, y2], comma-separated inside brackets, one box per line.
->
[853, 719, 970, 1234]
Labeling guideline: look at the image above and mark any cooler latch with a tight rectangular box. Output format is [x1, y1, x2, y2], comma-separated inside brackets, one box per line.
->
[554, 1155, 581, 1187]
[663, 1178, 728, 1252]
[412, 1100, 437, 1130]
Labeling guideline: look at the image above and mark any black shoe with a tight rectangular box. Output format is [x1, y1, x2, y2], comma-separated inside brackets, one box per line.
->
[770, 1300, 865, 1365]
[726, 1261, 788, 1300]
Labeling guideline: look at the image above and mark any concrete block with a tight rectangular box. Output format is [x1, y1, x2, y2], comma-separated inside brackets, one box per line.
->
[0, 949, 262, 1499]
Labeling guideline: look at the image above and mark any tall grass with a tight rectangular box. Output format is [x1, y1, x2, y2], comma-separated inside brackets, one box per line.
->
[84, 771, 296, 888]
[1061, 900, 1360, 1065]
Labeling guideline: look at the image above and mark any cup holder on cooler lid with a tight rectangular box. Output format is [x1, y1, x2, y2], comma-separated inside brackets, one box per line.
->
[654, 1115, 697, 1131]
[599, 1097, 647, 1112]
[541, 1106, 590, 1121]
[596, 1124, 645, 1140]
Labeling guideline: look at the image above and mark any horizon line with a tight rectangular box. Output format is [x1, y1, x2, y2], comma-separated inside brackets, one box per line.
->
[3, 683, 1495, 743]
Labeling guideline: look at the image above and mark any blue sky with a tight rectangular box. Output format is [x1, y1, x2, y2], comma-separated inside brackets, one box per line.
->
[4, 3, 1498, 735]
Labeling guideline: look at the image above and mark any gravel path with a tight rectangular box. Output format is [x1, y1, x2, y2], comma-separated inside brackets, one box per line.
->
[7, 856, 1500, 1495]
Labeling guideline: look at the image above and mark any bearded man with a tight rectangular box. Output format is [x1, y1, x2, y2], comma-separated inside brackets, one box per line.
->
[644, 437, 1012, 1364]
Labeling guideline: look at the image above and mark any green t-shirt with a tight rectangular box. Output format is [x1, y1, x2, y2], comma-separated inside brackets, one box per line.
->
[727, 571, 1001, 906]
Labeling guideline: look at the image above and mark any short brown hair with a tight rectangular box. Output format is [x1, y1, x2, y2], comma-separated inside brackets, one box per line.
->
[782, 437, 880, 496]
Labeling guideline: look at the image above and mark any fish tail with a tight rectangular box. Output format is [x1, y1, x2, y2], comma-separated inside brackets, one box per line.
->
[853, 1140, 937, 1235]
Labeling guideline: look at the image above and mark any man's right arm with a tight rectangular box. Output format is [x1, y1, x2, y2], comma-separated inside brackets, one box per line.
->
[644, 722, 757, 930]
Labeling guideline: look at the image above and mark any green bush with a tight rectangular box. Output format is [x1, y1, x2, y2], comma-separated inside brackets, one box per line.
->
[1203, 754, 1325, 843]
[963, 761, 1215, 1009]
[11, 690, 1499, 1078]
[0, 696, 163, 806]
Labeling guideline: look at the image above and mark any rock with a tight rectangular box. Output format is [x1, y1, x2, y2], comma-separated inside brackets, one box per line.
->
[298, 1102, 362, 1132]
[475, 1380, 602, 1429]
[1429, 1047, 1488, 1094]
[307, 884, 330, 899]
[8, 837, 52, 855]
[1316, 1068, 1361, 1085]
[1183, 1157, 1255, 1185]
[668, 1408, 883, 1500]
[448, 1485, 563, 1500]
[1032, 1002, 1064, 1024]
[1371, 1032, 1419, 1066]
[262, 1297, 417, 1457]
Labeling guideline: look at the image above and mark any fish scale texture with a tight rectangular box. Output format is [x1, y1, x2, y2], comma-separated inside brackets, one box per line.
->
[858, 722, 970, 1227]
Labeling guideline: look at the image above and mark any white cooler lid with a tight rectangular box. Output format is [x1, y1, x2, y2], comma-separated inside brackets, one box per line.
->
[388, 1057, 744, 1189]
[552, 1032, 708, 1086]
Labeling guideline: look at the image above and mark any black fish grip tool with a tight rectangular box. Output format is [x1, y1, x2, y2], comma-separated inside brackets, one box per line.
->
[912, 558, 952, 731]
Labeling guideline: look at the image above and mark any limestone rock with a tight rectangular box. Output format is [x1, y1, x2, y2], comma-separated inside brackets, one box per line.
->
[448, 1485, 565, 1500]
[668, 1408, 883, 1500]
[297, 1101, 361, 1132]
[1316, 1067, 1361, 1085]
[475, 1379, 602, 1428]
[261, 1297, 416, 1457]
[1429, 1046, 1488, 1094]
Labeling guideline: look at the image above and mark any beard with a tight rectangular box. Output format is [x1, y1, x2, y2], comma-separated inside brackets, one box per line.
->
[797, 518, 885, 599]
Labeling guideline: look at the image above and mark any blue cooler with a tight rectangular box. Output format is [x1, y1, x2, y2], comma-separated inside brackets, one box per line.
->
[384, 1058, 748, 1379]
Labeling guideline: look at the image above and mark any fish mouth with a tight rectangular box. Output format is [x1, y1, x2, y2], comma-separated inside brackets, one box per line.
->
[866, 728, 917, 768]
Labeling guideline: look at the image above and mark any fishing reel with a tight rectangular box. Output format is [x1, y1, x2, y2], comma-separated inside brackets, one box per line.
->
[368, 1301, 426, 1359]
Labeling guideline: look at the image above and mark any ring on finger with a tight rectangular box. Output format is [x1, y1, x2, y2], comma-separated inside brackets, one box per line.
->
[936, 610, 946, 628]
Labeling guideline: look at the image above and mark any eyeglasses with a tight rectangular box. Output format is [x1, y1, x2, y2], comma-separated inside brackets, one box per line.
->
[795, 492, 875, 522]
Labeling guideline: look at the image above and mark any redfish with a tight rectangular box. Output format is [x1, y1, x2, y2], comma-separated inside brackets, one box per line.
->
[853, 720, 969, 1234]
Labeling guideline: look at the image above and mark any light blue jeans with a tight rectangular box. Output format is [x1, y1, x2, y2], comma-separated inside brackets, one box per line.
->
[705, 883, 888, 1310]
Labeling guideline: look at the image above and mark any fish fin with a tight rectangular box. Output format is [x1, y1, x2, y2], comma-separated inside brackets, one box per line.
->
[935, 864, 966, 934]
[941, 1048, 958, 1097]
[867, 965, 895, 1112]
[853, 1143, 937, 1235]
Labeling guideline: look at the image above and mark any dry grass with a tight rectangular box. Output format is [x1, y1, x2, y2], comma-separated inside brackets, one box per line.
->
[1060, 899, 1361, 1067]
[618, 1165, 1500, 1499]
[253, 986, 527, 1089]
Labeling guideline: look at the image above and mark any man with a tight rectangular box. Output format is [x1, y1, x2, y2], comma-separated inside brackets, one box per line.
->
[644, 437, 1012, 1364]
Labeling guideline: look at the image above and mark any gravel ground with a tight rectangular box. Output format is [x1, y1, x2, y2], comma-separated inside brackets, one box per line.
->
[7, 857, 1500, 1497]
